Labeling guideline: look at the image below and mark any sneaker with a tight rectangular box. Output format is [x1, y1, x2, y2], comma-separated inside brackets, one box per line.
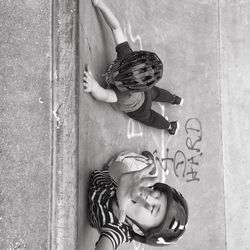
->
[172, 95, 184, 106]
[168, 121, 180, 135]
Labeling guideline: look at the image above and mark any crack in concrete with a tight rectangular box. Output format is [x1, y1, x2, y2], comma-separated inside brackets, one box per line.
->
[80, 21, 92, 54]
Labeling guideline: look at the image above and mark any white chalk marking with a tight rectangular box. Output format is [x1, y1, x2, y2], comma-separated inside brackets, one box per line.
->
[127, 119, 143, 139]
[127, 21, 143, 50]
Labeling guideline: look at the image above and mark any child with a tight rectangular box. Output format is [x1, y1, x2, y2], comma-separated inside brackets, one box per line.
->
[83, 0, 184, 135]
[88, 151, 189, 249]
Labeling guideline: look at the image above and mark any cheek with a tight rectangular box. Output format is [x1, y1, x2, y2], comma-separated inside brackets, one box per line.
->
[126, 202, 153, 223]
[126, 203, 140, 218]
[134, 206, 151, 220]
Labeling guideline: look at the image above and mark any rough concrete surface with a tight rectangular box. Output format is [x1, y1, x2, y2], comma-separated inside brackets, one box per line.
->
[0, 0, 51, 249]
[50, 0, 79, 249]
[220, 1, 250, 250]
[1, 0, 250, 250]
[78, 1, 225, 250]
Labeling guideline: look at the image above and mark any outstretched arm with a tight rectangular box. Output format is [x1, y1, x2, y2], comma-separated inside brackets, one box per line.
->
[82, 65, 117, 103]
[92, 0, 127, 45]
[110, 162, 160, 222]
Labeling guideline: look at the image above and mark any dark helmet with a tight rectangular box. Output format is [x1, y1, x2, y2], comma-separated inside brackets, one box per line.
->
[130, 183, 189, 246]
[105, 50, 163, 93]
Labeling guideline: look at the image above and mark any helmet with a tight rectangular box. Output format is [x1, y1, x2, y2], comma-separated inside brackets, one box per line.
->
[105, 50, 163, 93]
[130, 183, 189, 246]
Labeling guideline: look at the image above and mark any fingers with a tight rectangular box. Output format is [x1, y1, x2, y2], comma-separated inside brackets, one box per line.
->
[133, 196, 152, 211]
[140, 176, 159, 187]
[139, 186, 160, 199]
[82, 65, 92, 92]
[85, 64, 92, 76]
[82, 77, 89, 92]
[138, 162, 157, 177]
[146, 159, 156, 175]
[148, 162, 157, 175]
[132, 187, 160, 212]
[83, 65, 92, 81]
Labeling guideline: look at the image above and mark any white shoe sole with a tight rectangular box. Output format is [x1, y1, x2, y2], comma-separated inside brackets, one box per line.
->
[179, 98, 184, 106]
[168, 121, 180, 135]
[174, 121, 180, 135]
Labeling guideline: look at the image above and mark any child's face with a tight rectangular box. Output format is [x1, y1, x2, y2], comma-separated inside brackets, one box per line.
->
[126, 191, 167, 230]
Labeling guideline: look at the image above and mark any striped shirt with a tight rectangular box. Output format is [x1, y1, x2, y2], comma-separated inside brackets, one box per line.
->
[88, 170, 133, 249]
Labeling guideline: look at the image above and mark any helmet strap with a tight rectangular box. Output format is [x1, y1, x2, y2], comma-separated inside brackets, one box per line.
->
[126, 215, 148, 242]
[125, 216, 144, 236]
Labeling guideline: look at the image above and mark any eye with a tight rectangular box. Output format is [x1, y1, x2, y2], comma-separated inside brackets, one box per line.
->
[131, 200, 136, 204]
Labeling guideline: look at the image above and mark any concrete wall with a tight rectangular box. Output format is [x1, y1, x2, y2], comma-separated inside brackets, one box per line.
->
[220, 1, 250, 250]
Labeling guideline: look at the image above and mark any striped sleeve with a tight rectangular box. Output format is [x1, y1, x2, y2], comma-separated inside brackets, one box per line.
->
[100, 223, 132, 249]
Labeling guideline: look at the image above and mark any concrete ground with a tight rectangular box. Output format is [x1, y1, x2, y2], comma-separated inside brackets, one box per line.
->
[78, 0, 250, 250]
[0, 0, 51, 249]
[0, 0, 250, 250]
[79, 1, 224, 250]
